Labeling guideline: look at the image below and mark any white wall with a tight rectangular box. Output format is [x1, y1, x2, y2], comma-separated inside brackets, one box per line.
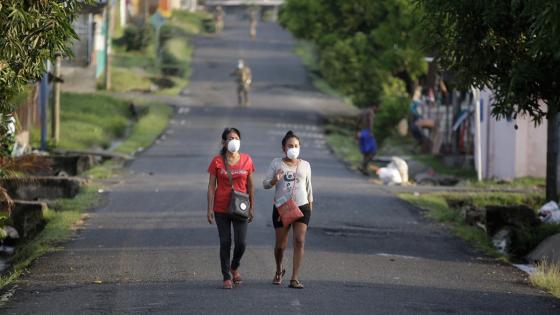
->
[479, 89, 547, 179]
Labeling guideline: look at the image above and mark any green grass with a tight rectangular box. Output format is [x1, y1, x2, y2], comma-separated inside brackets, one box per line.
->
[399, 191, 559, 262]
[110, 67, 154, 93]
[109, 10, 208, 95]
[114, 102, 172, 155]
[464, 177, 545, 189]
[414, 154, 476, 179]
[0, 185, 99, 289]
[399, 193, 501, 257]
[531, 261, 560, 298]
[31, 92, 131, 150]
[169, 10, 212, 34]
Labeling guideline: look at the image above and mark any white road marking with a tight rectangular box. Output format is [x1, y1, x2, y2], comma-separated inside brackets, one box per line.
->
[376, 253, 420, 260]
[178, 107, 190, 114]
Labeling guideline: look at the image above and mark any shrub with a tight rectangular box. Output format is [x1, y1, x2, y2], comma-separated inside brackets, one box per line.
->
[160, 38, 191, 77]
[122, 22, 153, 51]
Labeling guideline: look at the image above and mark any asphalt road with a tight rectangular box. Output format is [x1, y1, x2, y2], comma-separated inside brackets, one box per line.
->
[3, 12, 560, 315]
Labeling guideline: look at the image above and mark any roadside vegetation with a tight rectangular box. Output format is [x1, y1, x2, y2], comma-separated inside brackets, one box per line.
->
[6, 94, 172, 290]
[399, 191, 560, 259]
[110, 10, 212, 94]
[531, 261, 560, 299]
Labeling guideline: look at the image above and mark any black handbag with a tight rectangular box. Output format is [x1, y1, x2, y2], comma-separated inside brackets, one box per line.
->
[224, 157, 250, 220]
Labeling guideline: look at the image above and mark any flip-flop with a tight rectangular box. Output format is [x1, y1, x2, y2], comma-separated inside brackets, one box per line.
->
[288, 279, 304, 289]
[272, 269, 286, 285]
[231, 269, 242, 284]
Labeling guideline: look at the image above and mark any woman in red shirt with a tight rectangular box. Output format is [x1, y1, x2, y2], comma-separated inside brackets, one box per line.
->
[207, 127, 255, 289]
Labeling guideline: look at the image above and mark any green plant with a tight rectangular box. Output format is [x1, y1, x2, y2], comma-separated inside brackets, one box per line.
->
[160, 38, 191, 77]
[122, 22, 153, 51]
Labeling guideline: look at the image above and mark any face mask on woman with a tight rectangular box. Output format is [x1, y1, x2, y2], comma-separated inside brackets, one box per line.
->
[287, 147, 300, 160]
[228, 139, 241, 153]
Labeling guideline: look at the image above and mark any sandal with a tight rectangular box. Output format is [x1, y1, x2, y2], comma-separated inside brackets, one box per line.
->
[223, 279, 233, 289]
[288, 279, 304, 289]
[272, 269, 286, 285]
[231, 269, 242, 284]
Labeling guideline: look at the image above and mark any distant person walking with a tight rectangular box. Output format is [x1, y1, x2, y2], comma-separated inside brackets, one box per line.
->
[263, 131, 313, 289]
[249, 7, 258, 39]
[214, 5, 224, 33]
[230, 59, 252, 107]
[356, 104, 378, 175]
[207, 128, 255, 289]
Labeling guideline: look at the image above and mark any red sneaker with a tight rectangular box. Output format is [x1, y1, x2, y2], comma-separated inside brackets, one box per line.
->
[223, 279, 233, 289]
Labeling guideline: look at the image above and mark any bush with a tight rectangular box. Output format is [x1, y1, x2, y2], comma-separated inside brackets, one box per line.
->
[160, 38, 191, 77]
[374, 77, 409, 144]
[122, 23, 153, 51]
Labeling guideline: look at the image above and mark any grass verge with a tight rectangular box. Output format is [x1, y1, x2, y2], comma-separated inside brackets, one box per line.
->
[531, 261, 560, 298]
[399, 191, 559, 264]
[7, 97, 172, 290]
[399, 192, 502, 257]
[0, 185, 99, 289]
[113, 102, 172, 155]
[31, 92, 131, 150]
[110, 10, 210, 95]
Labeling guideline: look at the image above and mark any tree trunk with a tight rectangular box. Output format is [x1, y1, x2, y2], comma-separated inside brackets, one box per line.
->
[546, 110, 559, 201]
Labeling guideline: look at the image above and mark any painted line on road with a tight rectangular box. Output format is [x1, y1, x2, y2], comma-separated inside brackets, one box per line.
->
[178, 107, 190, 114]
[375, 253, 420, 260]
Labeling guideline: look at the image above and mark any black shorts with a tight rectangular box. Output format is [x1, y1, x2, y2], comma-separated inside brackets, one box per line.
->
[272, 203, 311, 229]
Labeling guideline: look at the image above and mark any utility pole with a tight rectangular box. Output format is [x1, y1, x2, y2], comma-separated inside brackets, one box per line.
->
[51, 54, 61, 145]
[546, 110, 559, 201]
[104, 1, 113, 90]
[39, 70, 48, 151]
[472, 87, 482, 182]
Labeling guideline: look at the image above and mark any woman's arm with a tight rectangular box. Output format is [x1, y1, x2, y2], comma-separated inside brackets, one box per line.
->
[263, 160, 281, 189]
[207, 174, 217, 224]
[247, 173, 255, 223]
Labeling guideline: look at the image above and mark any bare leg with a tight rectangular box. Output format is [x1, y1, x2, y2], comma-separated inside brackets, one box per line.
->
[274, 226, 290, 273]
[291, 222, 308, 280]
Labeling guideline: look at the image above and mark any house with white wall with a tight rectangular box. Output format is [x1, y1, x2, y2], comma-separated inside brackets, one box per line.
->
[478, 89, 547, 179]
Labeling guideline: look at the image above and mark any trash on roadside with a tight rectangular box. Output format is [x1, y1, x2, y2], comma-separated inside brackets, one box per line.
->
[376, 156, 409, 185]
[538, 201, 560, 223]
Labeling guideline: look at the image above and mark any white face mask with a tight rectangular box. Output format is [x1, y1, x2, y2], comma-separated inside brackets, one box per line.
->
[287, 147, 300, 160]
[227, 139, 240, 153]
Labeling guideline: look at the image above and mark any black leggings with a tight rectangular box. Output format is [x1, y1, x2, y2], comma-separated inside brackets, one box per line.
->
[215, 213, 248, 280]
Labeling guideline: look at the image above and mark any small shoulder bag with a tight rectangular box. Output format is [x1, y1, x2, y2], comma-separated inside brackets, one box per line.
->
[224, 156, 250, 220]
[275, 160, 304, 226]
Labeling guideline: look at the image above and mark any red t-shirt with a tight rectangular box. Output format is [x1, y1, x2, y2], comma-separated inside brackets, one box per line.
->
[208, 153, 255, 213]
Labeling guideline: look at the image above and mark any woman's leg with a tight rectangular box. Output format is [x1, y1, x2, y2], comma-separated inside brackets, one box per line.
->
[215, 213, 232, 280]
[231, 218, 248, 270]
[274, 226, 290, 273]
[291, 222, 308, 281]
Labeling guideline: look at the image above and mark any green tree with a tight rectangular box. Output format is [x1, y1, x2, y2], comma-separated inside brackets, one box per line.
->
[0, 0, 84, 149]
[280, 0, 427, 142]
[418, 0, 560, 200]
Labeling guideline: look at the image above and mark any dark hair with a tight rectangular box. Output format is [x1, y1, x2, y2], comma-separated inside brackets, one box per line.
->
[220, 127, 241, 156]
[282, 130, 300, 147]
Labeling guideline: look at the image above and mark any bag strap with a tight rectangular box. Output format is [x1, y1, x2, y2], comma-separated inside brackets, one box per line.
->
[222, 155, 234, 188]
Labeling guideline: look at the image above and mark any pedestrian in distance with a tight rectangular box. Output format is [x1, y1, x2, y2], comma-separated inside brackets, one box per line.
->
[356, 104, 378, 175]
[230, 59, 252, 107]
[249, 6, 258, 40]
[214, 5, 224, 33]
[207, 127, 255, 289]
[263, 131, 313, 289]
